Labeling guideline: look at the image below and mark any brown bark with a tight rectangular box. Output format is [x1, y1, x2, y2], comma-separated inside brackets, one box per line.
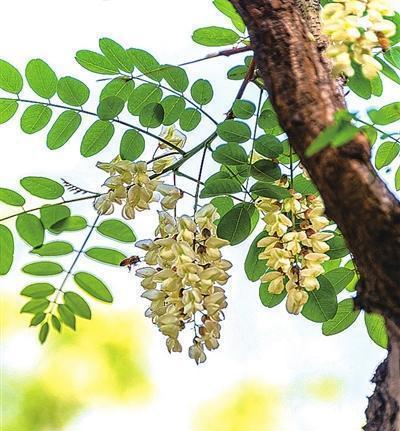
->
[228, 0, 400, 429]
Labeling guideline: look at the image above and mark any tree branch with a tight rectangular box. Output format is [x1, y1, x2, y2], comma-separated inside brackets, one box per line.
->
[229, 0, 400, 428]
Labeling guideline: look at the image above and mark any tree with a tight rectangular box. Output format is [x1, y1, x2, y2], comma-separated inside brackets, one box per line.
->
[0, 0, 399, 429]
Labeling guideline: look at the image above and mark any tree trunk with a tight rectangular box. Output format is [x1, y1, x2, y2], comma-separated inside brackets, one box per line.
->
[229, 0, 400, 429]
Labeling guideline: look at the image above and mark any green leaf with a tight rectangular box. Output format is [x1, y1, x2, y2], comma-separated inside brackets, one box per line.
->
[74, 272, 113, 303]
[227, 65, 247, 80]
[368, 102, 400, 125]
[40, 204, 70, 229]
[16, 214, 44, 248]
[64, 291, 92, 319]
[30, 313, 46, 326]
[232, 99, 256, 119]
[387, 13, 400, 44]
[322, 298, 360, 336]
[258, 109, 283, 135]
[347, 64, 372, 99]
[97, 219, 136, 243]
[57, 76, 90, 106]
[99, 37, 132, 73]
[245, 231, 268, 281]
[22, 261, 64, 276]
[250, 159, 281, 182]
[21, 298, 49, 314]
[97, 96, 124, 120]
[20, 104, 52, 134]
[365, 313, 388, 349]
[375, 141, 400, 169]
[50, 216, 87, 233]
[259, 283, 287, 308]
[139, 102, 164, 128]
[75, 50, 119, 75]
[25, 59, 57, 99]
[384, 46, 400, 69]
[370, 74, 383, 97]
[0, 59, 23, 94]
[51, 315, 61, 332]
[293, 174, 318, 195]
[217, 119, 251, 143]
[127, 48, 163, 81]
[20, 177, 64, 200]
[58, 304, 76, 330]
[120, 129, 145, 161]
[160, 95, 185, 126]
[396, 166, 400, 191]
[47, 110, 82, 150]
[254, 135, 284, 159]
[250, 182, 291, 199]
[31, 241, 74, 256]
[326, 234, 349, 259]
[190, 79, 213, 105]
[211, 196, 234, 219]
[0, 98, 18, 124]
[0, 225, 14, 275]
[213, 0, 246, 32]
[376, 58, 400, 84]
[85, 247, 126, 266]
[0, 187, 25, 206]
[81, 120, 114, 157]
[162, 65, 189, 92]
[39, 322, 50, 343]
[192, 26, 240, 47]
[127, 83, 163, 116]
[213, 143, 248, 165]
[21, 282, 56, 298]
[324, 267, 355, 294]
[200, 177, 242, 198]
[100, 77, 135, 102]
[217, 203, 253, 245]
[179, 108, 201, 132]
[301, 276, 338, 322]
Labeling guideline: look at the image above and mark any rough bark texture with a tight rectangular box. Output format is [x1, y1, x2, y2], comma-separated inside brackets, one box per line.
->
[229, 0, 400, 429]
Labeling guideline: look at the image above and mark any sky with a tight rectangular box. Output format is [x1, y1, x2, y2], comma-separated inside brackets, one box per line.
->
[0, 1, 395, 430]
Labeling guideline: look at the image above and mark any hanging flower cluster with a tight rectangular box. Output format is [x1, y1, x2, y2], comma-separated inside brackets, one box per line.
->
[94, 157, 182, 218]
[256, 186, 334, 315]
[321, 0, 396, 79]
[135, 204, 232, 364]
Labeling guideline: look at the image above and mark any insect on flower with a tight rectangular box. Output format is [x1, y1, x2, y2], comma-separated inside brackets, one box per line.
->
[120, 255, 141, 271]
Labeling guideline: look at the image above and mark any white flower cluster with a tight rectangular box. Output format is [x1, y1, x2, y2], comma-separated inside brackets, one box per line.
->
[322, 0, 396, 79]
[256, 187, 334, 315]
[152, 126, 187, 174]
[94, 157, 182, 219]
[135, 204, 232, 364]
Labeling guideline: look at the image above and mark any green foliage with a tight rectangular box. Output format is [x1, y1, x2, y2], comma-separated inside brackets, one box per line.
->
[259, 284, 287, 308]
[100, 77, 135, 101]
[120, 129, 145, 161]
[74, 272, 113, 303]
[99, 37, 133, 73]
[75, 50, 119, 75]
[191, 79, 214, 105]
[162, 65, 189, 92]
[179, 108, 202, 131]
[40, 204, 71, 229]
[212, 143, 248, 165]
[97, 96, 125, 120]
[96, 219, 136, 243]
[160, 95, 185, 126]
[139, 102, 164, 128]
[0, 187, 25, 206]
[375, 141, 400, 169]
[212, 0, 246, 32]
[365, 313, 388, 349]
[57, 76, 90, 106]
[85, 247, 126, 266]
[21, 282, 56, 298]
[324, 267, 355, 294]
[217, 119, 251, 143]
[31, 241, 74, 256]
[368, 102, 400, 125]
[20, 176, 64, 200]
[245, 231, 267, 281]
[217, 203, 254, 245]
[16, 214, 45, 248]
[80, 120, 115, 157]
[301, 276, 338, 322]
[50, 215, 88, 233]
[64, 291, 92, 319]
[0, 98, 18, 124]
[322, 299, 360, 336]
[22, 261, 64, 276]
[250, 182, 291, 199]
[47, 110, 82, 150]
[0, 224, 14, 275]
[232, 99, 256, 119]
[25, 59, 58, 99]
[250, 159, 281, 182]
[128, 83, 163, 115]
[20, 104, 52, 134]
[127, 48, 163, 81]
[0, 59, 23, 94]
[192, 26, 240, 47]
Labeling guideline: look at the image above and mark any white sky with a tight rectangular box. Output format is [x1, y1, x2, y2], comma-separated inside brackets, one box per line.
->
[0, 1, 395, 430]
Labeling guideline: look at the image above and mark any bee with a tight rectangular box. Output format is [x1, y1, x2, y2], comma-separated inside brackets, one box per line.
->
[377, 32, 390, 52]
[120, 255, 141, 271]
